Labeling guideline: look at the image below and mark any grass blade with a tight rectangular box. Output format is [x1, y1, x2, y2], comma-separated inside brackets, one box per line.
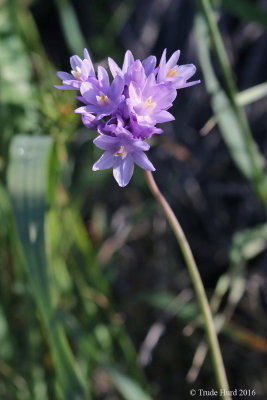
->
[195, 4, 267, 206]
[237, 82, 267, 107]
[105, 366, 153, 400]
[201, 82, 267, 135]
[55, 0, 87, 55]
[7, 134, 89, 400]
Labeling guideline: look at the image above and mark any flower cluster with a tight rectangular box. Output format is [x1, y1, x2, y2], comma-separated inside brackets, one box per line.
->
[55, 49, 200, 186]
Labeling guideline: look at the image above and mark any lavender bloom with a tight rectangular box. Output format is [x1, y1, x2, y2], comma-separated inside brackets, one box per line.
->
[108, 52, 157, 87]
[142, 55, 157, 76]
[127, 73, 177, 127]
[93, 129, 155, 187]
[127, 115, 163, 139]
[81, 113, 98, 129]
[108, 50, 135, 79]
[55, 48, 200, 186]
[55, 48, 95, 90]
[157, 48, 201, 89]
[75, 67, 124, 120]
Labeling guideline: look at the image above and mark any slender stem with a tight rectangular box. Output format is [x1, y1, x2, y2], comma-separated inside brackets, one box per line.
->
[144, 170, 231, 400]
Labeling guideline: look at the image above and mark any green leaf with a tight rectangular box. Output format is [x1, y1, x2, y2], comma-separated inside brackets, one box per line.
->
[105, 366, 153, 400]
[55, 0, 87, 54]
[7, 134, 88, 400]
[230, 223, 267, 265]
[195, 8, 267, 205]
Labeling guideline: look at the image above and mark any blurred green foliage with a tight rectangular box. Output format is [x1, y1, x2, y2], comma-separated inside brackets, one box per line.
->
[0, 0, 267, 398]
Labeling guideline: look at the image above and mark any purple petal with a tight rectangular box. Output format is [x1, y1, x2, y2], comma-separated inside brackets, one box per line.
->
[132, 152, 155, 171]
[142, 55, 157, 76]
[70, 55, 82, 70]
[80, 82, 99, 104]
[93, 151, 115, 171]
[57, 71, 73, 80]
[109, 75, 124, 101]
[54, 84, 76, 90]
[132, 140, 150, 151]
[81, 59, 91, 78]
[82, 113, 97, 129]
[108, 57, 123, 78]
[75, 106, 88, 113]
[98, 66, 110, 89]
[62, 79, 81, 89]
[83, 48, 95, 75]
[78, 104, 103, 114]
[76, 103, 105, 114]
[157, 65, 167, 83]
[150, 85, 176, 106]
[153, 127, 164, 135]
[156, 110, 175, 123]
[128, 82, 141, 105]
[113, 156, 134, 187]
[166, 50, 180, 69]
[159, 48, 167, 67]
[76, 95, 87, 104]
[180, 79, 201, 88]
[142, 73, 156, 97]
[130, 60, 146, 87]
[84, 48, 90, 59]
[177, 64, 196, 80]
[122, 50, 134, 73]
[93, 134, 118, 150]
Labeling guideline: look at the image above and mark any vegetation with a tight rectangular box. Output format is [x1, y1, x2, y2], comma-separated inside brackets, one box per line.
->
[0, 0, 266, 398]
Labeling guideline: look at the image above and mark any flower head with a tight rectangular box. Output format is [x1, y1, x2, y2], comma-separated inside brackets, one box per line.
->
[127, 73, 176, 127]
[55, 48, 200, 186]
[157, 48, 201, 89]
[93, 129, 155, 187]
[55, 49, 95, 90]
[76, 67, 124, 120]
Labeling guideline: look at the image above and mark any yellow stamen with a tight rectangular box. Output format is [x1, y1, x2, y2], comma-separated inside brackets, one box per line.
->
[115, 145, 127, 159]
[75, 71, 82, 81]
[96, 93, 110, 105]
[167, 68, 178, 78]
[142, 96, 155, 110]
[71, 66, 82, 81]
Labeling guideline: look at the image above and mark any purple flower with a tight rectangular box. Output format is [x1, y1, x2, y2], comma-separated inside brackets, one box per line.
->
[93, 128, 155, 187]
[127, 73, 176, 127]
[108, 50, 135, 80]
[125, 60, 147, 89]
[142, 55, 157, 76]
[108, 52, 157, 87]
[75, 66, 124, 120]
[55, 48, 95, 90]
[127, 114, 163, 139]
[157, 48, 201, 89]
[81, 113, 98, 129]
[55, 48, 200, 186]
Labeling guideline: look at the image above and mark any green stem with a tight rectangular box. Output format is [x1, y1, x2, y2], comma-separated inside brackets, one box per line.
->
[144, 170, 231, 400]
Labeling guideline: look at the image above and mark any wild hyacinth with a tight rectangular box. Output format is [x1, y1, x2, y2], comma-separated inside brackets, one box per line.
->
[55, 50, 231, 398]
[55, 49, 200, 186]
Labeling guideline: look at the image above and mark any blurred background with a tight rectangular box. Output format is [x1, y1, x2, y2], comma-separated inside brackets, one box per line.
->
[0, 0, 267, 399]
